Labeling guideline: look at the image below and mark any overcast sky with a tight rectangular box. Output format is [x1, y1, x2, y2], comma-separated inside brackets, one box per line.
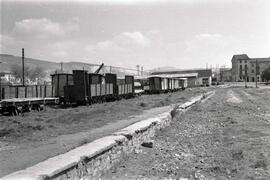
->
[1, 0, 270, 69]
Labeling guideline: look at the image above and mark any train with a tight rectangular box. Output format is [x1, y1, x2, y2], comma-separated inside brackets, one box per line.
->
[0, 70, 187, 115]
[52, 71, 188, 104]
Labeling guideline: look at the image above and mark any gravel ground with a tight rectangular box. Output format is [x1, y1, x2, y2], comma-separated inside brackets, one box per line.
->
[103, 87, 270, 180]
[0, 87, 212, 177]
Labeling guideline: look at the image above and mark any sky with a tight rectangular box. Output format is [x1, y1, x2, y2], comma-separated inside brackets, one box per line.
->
[1, 0, 270, 70]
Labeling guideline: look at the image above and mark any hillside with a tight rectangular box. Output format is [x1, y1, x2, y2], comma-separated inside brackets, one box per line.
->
[149, 66, 181, 73]
[0, 54, 145, 80]
[0, 54, 100, 74]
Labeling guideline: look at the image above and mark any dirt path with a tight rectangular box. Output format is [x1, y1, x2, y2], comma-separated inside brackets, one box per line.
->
[103, 87, 270, 179]
[0, 88, 212, 177]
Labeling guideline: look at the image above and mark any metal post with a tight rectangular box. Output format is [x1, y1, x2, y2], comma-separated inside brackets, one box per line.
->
[22, 48, 25, 86]
[83, 67, 87, 103]
[245, 75, 247, 88]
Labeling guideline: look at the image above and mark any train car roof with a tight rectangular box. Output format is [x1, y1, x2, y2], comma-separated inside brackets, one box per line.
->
[51, 73, 73, 76]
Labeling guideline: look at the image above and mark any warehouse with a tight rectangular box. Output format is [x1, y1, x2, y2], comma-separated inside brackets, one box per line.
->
[151, 69, 212, 87]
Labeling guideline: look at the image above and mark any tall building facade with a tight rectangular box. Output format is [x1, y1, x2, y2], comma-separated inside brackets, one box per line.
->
[231, 54, 270, 82]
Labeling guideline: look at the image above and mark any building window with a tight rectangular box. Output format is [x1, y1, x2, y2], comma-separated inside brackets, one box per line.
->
[252, 63, 254, 67]
[240, 60, 242, 63]
[251, 69, 254, 73]
[245, 60, 247, 63]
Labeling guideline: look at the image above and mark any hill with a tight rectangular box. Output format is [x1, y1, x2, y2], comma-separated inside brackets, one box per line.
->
[0, 54, 100, 74]
[149, 66, 181, 73]
[0, 54, 144, 81]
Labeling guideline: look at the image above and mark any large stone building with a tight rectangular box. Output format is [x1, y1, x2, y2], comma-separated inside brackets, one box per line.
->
[231, 54, 270, 82]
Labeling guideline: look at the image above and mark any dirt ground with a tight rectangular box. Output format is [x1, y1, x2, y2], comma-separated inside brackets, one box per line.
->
[0, 87, 212, 177]
[103, 87, 270, 180]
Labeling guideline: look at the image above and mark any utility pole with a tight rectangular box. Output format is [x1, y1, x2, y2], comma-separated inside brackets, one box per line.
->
[245, 64, 247, 88]
[255, 60, 258, 88]
[22, 48, 25, 86]
[245, 75, 247, 88]
[60, 62, 63, 72]
[83, 67, 87, 104]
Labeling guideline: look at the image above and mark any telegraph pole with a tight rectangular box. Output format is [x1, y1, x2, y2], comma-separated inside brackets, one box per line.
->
[60, 62, 63, 72]
[255, 60, 258, 88]
[22, 48, 25, 86]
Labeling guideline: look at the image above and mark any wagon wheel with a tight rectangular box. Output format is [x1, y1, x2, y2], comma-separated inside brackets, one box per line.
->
[36, 105, 41, 112]
[25, 105, 32, 112]
[9, 107, 18, 116]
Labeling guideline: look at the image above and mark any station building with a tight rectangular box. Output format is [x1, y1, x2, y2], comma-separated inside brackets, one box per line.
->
[151, 69, 212, 87]
[231, 54, 270, 82]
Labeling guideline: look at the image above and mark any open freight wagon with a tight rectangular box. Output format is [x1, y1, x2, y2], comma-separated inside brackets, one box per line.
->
[0, 84, 57, 115]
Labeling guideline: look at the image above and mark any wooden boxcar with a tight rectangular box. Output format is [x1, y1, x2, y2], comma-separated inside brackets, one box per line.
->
[51, 73, 73, 98]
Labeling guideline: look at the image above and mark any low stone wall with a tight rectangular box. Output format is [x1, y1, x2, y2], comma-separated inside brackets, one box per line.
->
[2, 92, 213, 180]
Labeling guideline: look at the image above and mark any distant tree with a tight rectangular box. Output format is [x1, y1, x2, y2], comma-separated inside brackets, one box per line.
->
[10, 64, 31, 83]
[29, 66, 46, 84]
[261, 66, 270, 84]
[10, 64, 46, 84]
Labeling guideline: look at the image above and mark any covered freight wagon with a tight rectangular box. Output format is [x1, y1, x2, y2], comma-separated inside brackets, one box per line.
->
[51, 73, 73, 98]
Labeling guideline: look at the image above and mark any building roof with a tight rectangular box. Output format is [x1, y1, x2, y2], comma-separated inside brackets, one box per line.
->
[151, 69, 212, 78]
[231, 54, 250, 63]
[249, 58, 270, 62]
[231, 54, 270, 63]
[220, 68, 232, 72]
[149, 73, 198, 78]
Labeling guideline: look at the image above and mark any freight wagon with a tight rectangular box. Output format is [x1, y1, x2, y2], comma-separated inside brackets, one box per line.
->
[0, 84, 57, 115]
[144, 76, 186, 94]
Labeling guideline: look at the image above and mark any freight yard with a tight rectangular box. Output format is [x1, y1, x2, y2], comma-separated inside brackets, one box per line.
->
[1, 0, 270, 179]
